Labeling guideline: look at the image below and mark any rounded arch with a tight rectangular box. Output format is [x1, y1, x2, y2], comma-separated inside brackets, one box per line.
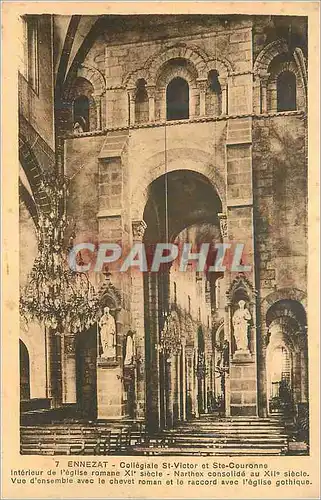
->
[260, 287, 306, 321]
[253, 39, 289, 76]
[124, 67, 150, 89]
[20, 339, 30, 401]
[71, 64, 106, 97]
[146, 43, 209, 84]
[158, 59, 197, 88]
[206, 57, 233, 78]
[131, 148, 226, 220]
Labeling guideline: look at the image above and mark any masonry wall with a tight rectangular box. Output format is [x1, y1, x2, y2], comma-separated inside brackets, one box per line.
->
[18, 15, 55, 150]
[252, 114, 307, 299]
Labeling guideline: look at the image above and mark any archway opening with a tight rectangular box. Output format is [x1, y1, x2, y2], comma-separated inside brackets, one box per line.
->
[166, 77, 189, 121]
[20, 339, 30, 401]
[277, 71, 297, 112]
[143, 170, 223, 430]
[265, 299, 308, 418]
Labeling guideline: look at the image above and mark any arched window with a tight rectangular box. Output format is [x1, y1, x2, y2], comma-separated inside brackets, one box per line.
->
[135, 79, 149, 124]
[73, 95, 90, 132]
[20, 340, 30, 401]
[277, 71, 296, 112]
[166, 77, 189, 121]
[206, 70, 222, 116]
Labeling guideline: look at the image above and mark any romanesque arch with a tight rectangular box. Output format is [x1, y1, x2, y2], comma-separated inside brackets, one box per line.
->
[131, 148, 226, 221]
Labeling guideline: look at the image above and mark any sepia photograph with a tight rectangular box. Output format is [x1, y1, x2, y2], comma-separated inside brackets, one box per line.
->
[1, 2, 320, 499]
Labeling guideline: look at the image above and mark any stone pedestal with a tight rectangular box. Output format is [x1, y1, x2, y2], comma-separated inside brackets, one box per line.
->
[230, 360, 257, 416]
[97, 358, 125, 419]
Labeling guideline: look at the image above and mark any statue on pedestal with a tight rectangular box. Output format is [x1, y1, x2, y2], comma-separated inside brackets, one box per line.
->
[99, 306, 116, 359]
[232, 300, 251, 352]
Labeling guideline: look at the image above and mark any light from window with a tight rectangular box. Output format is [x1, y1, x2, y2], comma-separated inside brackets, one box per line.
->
[277, 71, 296, 112]
[166, 77, 189, 121]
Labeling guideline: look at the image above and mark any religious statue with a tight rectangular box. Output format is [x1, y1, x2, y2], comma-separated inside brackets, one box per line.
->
[124, 333, 134, 366]
[99, 306, 116, 359]
[232, 300, 251, 352]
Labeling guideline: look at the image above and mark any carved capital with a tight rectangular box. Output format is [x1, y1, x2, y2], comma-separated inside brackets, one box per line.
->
[218, 76, 228, 89]
[259, 71, 270, 87]
[127, 87, 136, 102]
[218, 212, 228, 239]
[132, 219, 147, 241]
[196, 78, 208, 93]
[146, 85, 156, 99]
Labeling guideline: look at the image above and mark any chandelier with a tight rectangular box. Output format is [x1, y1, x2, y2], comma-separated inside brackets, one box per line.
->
[158, 311, 182, 357]
[20, 171, 100, 334]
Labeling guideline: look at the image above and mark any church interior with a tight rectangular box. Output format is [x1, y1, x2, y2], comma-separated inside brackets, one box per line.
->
[19, 13, 309, 455]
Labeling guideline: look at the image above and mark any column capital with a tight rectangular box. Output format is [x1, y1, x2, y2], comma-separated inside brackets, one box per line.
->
[196, 78, 208, 92]
[218, 212, 228, 239]
[218, 76, 228, 88]
[127, 86, 136, 101]
[259, 71, 270, 87]
[146, 85, 156, 99]
[132, 219, 147, 241]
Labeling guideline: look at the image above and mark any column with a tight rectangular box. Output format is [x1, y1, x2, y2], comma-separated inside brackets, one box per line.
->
[197, 79, 207, 117]
[218, 212, 231, 416]
[63, 335, 77, 403]
[50, 329, 63, 408]
[131, 219, 147, 419]
[260, 72, 270, 114]
[253, 75, 261, 114]
[147, 85, 156, 123]
[94, 95, 102, 130]
[127, 87, 136, 126]
[219, 77, 228, 115]
[181, 342, 187, 420]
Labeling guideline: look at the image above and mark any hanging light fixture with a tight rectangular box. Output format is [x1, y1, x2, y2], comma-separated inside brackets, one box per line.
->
[20, 171, 100, 335]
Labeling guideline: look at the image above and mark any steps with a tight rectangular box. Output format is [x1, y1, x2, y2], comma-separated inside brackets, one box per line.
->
[132, 416, 289, 456]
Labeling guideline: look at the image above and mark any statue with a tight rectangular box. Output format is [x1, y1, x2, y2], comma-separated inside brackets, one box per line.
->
[232, 300, 251, 352]
[124, 334, 134, 366]
[99, 306, 116, 359]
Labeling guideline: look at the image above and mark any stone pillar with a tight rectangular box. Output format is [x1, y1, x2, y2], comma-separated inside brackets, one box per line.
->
[260, 73, 270, 114]
[253, 75, 261, 114]
[45, 326, 53, 400]
[128, 87, 136, 126]
[131, 220, 147, 419]
[50, 330, 63, 408]
[181, 343, 187, 420]
[147, 85, 156, 123]
[63, 334, 77, 403]
[94, 95, 102, 130]
[190, 86, 197, 119]
[219, 78, 228, 115]
[197, 79, 207, 117]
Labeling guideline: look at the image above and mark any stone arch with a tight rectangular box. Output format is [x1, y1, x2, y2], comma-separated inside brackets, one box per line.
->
[124, 67, 150, 89]
[253, 39, 289, 76]
[131, 148, 226, 220]
[261, 287, 306, 321]
[293, 47, 308, 97]
[206, 57, 234, 78]
[77, 64, 106, 96]
[146, 43, 209, 84]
